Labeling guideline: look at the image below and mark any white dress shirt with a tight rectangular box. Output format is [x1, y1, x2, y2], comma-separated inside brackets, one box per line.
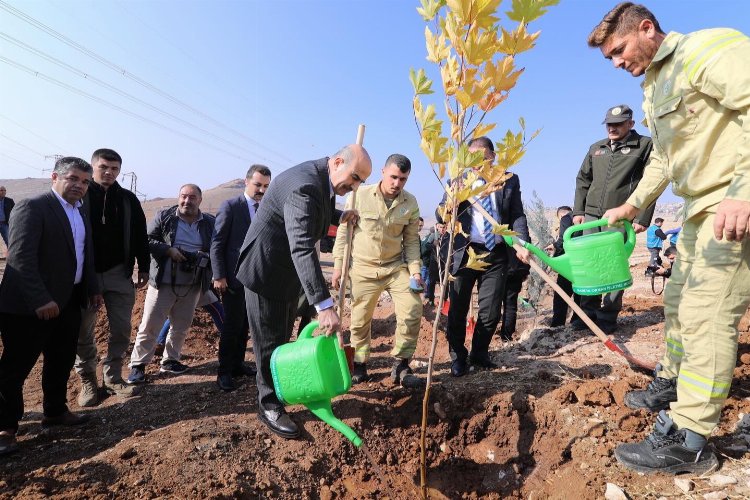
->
[51, 189, 85, 284]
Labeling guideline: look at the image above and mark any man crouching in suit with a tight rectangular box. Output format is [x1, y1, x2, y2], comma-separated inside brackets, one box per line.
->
[0, 157, 103, 456]
[236, 144, 372, 439]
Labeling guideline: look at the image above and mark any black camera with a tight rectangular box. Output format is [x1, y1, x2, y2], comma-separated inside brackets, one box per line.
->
[645, 265, 659, 277]
[180, 250, 209, 273]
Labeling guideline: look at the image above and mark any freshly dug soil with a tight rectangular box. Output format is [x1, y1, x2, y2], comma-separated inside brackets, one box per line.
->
[2, 256, 750, 499]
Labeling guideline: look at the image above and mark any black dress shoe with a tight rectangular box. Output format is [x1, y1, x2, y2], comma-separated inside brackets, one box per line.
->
[451, 358, 468, 377]
[258, 407, 300, 439]
[0, 431, 18, 456]
[232, 363, 257, 378]
[216, 374, 236, 392]
[41, 410, 90, 428]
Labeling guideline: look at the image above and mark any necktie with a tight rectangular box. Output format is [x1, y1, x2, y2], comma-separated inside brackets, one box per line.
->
[253, 202, 259, 212]
[480, 194, 495, 250]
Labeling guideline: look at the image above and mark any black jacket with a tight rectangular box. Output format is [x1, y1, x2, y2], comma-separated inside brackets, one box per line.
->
[84, 181, 149, 277]
[573, 130, 655, 226]
[436, 173, 530, 275]
[552, 213, 574, 257]
[147, 206, 215, 292]
[1, 196, 13, 223]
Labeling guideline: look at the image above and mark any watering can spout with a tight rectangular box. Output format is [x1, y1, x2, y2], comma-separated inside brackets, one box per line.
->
[306, 399, 363, 448]
[503, 235, 573, 281]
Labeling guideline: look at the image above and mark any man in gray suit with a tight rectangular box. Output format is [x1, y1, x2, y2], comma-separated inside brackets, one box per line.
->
[212, 164, 271, 392]
[0, 157, 102, 456]
[236, 144, 371, 439]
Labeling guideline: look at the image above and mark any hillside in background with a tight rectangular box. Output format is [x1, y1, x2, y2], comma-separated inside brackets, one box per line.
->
[0, 176, 683, 224]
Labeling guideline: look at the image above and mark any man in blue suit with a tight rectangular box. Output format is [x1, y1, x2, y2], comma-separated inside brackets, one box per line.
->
[436, 137, 530, 377]
[211, 164, 271, 392]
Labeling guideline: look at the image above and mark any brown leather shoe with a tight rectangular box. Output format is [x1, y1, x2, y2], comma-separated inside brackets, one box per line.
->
[0, 431, 18, 456]
[41, 410, 91, 428]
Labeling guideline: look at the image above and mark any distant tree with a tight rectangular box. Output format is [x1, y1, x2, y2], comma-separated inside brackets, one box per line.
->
[524, 190, 552, 309]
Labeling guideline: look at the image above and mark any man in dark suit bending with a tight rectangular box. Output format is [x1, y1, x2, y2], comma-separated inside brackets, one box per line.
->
[0, 157, 102, 456]
[236, 144, 371, 439]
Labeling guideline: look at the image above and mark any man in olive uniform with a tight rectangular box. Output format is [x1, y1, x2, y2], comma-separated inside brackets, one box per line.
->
[591, 2, 750, 474]
[572, 104, 654, 333]
[331, 154, 423, 388]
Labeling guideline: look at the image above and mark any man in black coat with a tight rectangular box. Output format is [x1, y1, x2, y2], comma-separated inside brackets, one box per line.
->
[0, 157, 102, 456]
[235, 144, 371, 439]
[436, 137, 530, 377]
[211, 164, 271, 392]
[0, 185, 14, 257]
[75, 148, 150, 407]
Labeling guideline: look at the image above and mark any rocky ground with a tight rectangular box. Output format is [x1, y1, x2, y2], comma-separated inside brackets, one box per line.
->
[2, 248, 750, 499]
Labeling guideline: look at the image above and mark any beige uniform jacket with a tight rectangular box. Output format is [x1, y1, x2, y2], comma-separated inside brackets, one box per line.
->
[627, 29, 750, 219]
[333, 183, 421, 278]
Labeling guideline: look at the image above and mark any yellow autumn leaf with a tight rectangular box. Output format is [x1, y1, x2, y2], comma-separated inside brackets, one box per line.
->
[465, 246, 491, 271]
[484, 88, 509, 111]
[446, 0, 473, 25]
[454, 89, 473, 109]
[471, 122, 496, 139]
[440, 56, 460, 95]
[417, 0, 444, 21]
[506, 0, 560, 23]
[425, 27, 450, 63]
[438, 162, 446, 179]
[464, 27, 497, 65]
[497, 23, 540, 55]
[490, 56, 524, 92]
[420, 135, 450, 164]
[409, 68, 435, 96]
[474, 0, 502, 29]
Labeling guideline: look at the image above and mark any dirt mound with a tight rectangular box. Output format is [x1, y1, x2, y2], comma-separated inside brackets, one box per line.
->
[2, 269, 750, 498]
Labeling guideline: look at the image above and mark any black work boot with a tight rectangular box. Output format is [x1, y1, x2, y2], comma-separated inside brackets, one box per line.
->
[351, 362, 369, 384]
[624, 376, 677, 412]
[391, 358, 425, 389]
[614, 411, 718, 474]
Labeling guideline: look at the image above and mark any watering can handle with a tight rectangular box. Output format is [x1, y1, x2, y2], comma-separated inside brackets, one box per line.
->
[563, 217, 634, 242]
[298, 320, 320, 341]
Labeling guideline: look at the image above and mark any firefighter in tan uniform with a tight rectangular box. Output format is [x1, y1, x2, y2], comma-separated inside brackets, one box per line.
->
[332, 154, 424, 388]
[590, 2, 750, 474]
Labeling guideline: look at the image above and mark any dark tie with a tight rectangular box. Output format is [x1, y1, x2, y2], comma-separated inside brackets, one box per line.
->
[253, 202, 259, 212]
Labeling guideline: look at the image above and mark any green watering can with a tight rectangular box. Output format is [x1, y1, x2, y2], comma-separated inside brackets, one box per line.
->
[270, 321, 362, 447]
[505, 218, 636, 295]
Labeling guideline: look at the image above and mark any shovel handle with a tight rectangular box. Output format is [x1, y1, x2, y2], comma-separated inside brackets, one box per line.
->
[336, 125, 366, 318]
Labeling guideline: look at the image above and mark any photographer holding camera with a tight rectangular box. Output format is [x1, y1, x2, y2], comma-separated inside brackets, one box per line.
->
[127, 184, 215, 384]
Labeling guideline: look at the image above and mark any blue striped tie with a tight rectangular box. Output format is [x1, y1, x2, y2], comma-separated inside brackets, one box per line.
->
[480, 195, 495, 250]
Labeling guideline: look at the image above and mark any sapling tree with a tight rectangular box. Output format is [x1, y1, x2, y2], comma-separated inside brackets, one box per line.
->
[410, 0, 557, 496]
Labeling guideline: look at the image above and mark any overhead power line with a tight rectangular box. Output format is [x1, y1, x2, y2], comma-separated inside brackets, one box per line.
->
[0, 113, 66, 151]
[0, 133, 46, 157]
[0, 151, 44, 172]
[0, 55, 256, 163]
[0, 31, 281, 164]
[0, 0, 296, 166]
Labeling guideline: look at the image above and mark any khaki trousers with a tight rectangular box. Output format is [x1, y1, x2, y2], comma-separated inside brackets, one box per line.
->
[349, 265, 422, 363]
[661, 211, 750, 435]
[129, 284, 201, 367]
[75, 264, 135, 384]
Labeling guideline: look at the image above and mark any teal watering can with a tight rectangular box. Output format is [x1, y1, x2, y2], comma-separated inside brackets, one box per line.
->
[505, 218, 636, 295]
[270, 321, 362, 447]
